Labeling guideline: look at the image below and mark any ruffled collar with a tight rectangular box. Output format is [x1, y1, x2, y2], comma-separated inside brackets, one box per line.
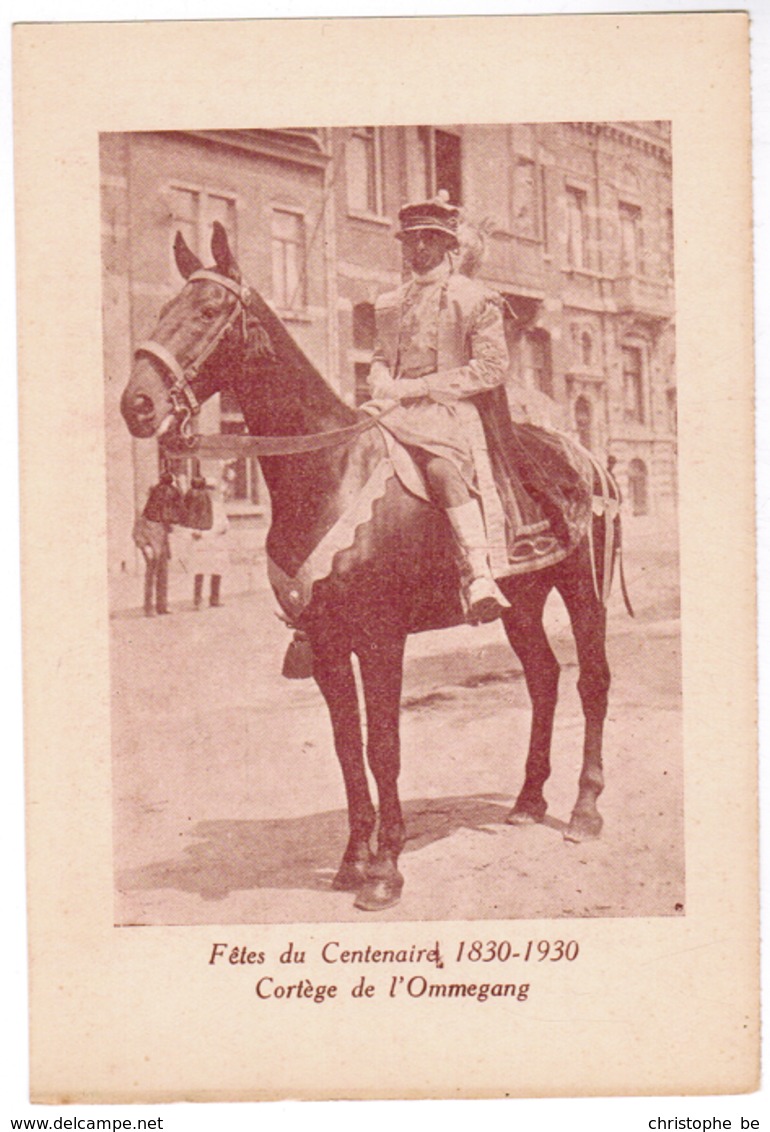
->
[409, 257, 452, 288]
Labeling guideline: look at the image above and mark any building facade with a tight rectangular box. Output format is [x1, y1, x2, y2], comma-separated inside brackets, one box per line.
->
[101, 122, 675, 575]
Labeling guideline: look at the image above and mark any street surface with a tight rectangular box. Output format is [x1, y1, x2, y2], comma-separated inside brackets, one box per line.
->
[110, 516, 683, 925]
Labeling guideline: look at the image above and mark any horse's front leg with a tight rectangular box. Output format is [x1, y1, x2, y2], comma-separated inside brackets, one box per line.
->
[311, 634, 375, 890]
[353, 632, 408, 911]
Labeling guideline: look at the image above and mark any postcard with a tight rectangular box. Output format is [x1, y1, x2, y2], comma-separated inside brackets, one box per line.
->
[13, 12, 757, 1101]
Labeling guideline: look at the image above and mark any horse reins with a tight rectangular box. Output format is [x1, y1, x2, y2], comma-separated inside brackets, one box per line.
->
[136, 267, 385, 455]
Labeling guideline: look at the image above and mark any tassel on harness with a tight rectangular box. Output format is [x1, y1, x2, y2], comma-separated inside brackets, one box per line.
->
[615, 513, 635, 618]
[584, 457, 635, 617]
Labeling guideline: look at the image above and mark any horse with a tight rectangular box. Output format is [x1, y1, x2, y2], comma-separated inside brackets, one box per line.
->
[120, 221, 614, 912]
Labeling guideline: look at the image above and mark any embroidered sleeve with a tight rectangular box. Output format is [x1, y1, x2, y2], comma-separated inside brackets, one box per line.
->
[424, 294, 509, 401]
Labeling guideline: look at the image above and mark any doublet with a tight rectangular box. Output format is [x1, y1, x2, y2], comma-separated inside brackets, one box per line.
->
[370, 264, 509, 487]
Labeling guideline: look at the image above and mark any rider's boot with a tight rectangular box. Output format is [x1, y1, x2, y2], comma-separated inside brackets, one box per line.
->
[446, 501, 510, 624]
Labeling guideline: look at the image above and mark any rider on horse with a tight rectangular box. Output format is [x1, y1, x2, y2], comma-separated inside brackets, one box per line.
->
[365, 192, 512, 623]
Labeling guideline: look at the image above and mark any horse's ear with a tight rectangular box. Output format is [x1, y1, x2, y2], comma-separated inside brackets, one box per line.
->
[211, 221, 241, 282]
[174, 231, 203, 279]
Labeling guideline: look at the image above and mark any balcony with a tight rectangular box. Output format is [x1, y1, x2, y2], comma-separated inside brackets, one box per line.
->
[614, 274, 673, 321]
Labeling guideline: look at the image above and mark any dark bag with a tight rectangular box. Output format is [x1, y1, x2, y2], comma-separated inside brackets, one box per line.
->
[143, 473, 186, 525]
[182, 476, 213, 531]
[282, 631, 314, 680]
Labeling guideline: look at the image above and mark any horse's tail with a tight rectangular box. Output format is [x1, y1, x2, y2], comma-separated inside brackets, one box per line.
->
[585, 454, 634, 618]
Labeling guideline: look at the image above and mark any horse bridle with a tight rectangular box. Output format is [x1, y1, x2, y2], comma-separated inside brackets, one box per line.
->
[135, 269, 252, 444]
[136, 267, 393, 459]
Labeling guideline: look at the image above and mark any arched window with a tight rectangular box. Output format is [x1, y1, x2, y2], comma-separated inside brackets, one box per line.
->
[628, 458, 649, 516]
[352, 302, 376, 350]
[575, 395, 593, 450]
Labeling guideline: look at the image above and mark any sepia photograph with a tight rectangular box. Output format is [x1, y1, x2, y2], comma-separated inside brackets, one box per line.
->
[107, 121, 683, 926]
[11, 9, 758, 1105]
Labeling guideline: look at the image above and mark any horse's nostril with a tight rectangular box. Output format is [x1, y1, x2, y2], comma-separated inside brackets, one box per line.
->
[133, 393, 154, 418]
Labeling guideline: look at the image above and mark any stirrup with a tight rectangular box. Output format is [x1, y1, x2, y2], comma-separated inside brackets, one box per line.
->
[466, 577, 508, 624]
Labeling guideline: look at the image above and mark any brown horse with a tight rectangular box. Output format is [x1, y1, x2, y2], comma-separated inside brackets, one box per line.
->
[120, 222, 614, 912]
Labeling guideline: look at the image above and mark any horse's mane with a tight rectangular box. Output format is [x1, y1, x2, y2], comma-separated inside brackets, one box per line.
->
[240, 285, 357, 430]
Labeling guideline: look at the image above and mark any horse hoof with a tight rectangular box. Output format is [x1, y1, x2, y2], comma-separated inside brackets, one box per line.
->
[353, 876, 404, 912]
[506, 806, 546, 826]
[564, 815, 603, 842]
[332, 859, 371, 892]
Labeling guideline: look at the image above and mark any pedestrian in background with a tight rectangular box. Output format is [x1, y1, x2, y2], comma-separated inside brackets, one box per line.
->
[133, 470, 184, 616]
[186, 475, 230, 609]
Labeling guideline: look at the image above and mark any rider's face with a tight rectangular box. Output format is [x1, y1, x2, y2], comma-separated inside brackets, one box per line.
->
[401, 229, 454, 275]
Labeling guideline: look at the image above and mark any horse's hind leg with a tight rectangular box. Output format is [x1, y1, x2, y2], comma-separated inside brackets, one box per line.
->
[501, 577, 559, 826]
[557, 555, 610, 842]
[311, 635, 376, 890]
[353, 632, 408, 912]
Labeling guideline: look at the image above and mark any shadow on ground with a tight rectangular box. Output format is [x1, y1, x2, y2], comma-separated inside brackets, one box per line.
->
[116, 792, 568, 910]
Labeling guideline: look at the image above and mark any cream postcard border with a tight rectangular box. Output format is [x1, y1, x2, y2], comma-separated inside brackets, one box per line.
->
[14, 14, 757, 1101]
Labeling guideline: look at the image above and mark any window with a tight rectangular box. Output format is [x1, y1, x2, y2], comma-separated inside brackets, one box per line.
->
[271, 208, 306, 312]
[664, 208, 674, 278]
[511, 158, 539, 239]
[575, 396, 593, 450]
[168, 186, 237, 278]
[622, 345, 645, 423]
[581, 331, 593, 367]
[169, 186, 198, 261]
[619, 202, 644, 276]
[347, 127, 382, 215]
[628, 458, 649, 516]
[219, 388, 263, 507]
[352, 302, 376, 350]
[566, 186, 587, 269]
[418, 127, 462, 204]
[435, 130, 462, 206]
[523, 330, 552, 397]
[351, 303, 376, 406]
[354, 363, 371, 407]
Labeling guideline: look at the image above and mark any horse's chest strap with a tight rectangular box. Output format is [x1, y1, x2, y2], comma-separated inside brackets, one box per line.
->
[267, 454, 395, 621]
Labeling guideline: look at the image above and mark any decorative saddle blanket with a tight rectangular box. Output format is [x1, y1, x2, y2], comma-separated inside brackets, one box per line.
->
[268, 421, 613, 625]
[380, 417, 593, 579]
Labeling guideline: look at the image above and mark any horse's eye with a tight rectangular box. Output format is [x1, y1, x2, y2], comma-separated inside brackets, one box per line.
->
[200, 307, 217, 321]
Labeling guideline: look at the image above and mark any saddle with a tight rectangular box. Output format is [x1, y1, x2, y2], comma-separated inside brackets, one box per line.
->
[383, 385, 595, 579]
[269, 409, 605, 634]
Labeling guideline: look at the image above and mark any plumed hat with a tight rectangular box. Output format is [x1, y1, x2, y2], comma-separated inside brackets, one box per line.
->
[396, 190, 460, 248]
